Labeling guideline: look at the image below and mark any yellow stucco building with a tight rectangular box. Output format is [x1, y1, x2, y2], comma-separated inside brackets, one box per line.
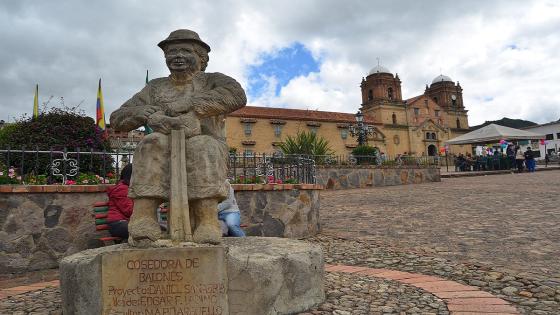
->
[226, 65, 471, 157]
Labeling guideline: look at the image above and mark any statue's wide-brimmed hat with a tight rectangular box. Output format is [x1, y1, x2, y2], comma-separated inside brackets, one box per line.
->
[158, 29, 211, 52]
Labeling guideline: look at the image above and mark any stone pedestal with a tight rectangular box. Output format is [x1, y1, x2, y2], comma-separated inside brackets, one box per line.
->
[60, 237, 324, 315]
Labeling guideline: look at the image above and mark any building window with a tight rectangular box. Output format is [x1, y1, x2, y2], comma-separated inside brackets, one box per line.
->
[392, 113, 397, 124]
[388, 87, 393, 100]
[433, 97, 438, 104]
[435, 110, 440, 117]
[545, 134, 554, 140]
[368, 89, 373, 101]
[414, 108, 419, 116]
[393, 135, 400, 145]
[426, 132, 431, 139]
[432, 132, 437, 140]
[452, 99, 457, 108]
[340, 129, 348, 139]
[243, 149, 254, 156]
[456, 118, 461, 129]
[557, 133, 560, 139]
[274, 125, 282, 137]
[244, 123, 253, 136]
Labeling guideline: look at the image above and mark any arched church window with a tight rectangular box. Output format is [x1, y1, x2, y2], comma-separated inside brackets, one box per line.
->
[388, 87, 393, 100]
[426, 132, 431, 139]
[432, 132, 437, 140]
[433, 97, 438, 104]
[456, 118, 461, 129]
[392, 113, 397, 125]
[368, 89, 373, 101]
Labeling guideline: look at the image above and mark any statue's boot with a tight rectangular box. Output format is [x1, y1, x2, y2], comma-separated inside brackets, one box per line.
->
[128, 198, 162, 247]
[192, 198, 222, 244]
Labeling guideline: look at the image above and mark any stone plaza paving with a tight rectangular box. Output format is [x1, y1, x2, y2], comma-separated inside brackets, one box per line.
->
[1, 171, 559, 314]
[319, 170, 560, 283]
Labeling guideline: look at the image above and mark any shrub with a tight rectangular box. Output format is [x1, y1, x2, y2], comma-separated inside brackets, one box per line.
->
[351, 145, 379, 165]
[0, 106, 113, 180]
[278, 131, 334, 161]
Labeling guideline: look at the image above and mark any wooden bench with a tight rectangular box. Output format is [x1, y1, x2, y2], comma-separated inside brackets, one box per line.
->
[93, 202, 169, 244]
[92, 201, 122, 243]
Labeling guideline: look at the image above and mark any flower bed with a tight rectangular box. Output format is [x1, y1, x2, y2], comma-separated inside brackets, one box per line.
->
[0, 166, 117, 185]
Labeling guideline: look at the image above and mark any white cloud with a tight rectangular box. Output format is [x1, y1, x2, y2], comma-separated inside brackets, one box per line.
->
[0, 0, 558, 127]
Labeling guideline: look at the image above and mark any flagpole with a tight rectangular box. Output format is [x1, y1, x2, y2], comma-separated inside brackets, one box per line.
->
[33, 84, 39, 119]
[143, 70, 153, 135]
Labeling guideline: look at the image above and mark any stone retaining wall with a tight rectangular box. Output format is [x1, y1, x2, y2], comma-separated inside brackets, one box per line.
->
[316, 167, 440, 189]
[0, 185, 110, 274]
[234, 184, 322, 238]
[0, 184, 322, 274]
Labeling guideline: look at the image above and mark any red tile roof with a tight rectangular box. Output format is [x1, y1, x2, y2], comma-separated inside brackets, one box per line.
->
[405, 95, 423, 104]
[229, 106, 378, 124]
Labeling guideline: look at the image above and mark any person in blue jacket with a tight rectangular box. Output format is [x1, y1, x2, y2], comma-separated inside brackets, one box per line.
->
[218, 180, 246, 237]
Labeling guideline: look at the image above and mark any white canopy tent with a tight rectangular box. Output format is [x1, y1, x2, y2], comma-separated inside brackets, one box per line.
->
[445, 124, 545, 145]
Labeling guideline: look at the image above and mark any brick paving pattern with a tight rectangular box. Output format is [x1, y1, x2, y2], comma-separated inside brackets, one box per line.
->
[325, 264, 519, 314]
[320, 171, 560, 282]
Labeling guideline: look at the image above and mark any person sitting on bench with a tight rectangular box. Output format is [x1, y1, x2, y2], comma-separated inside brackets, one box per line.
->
[106, 164, 134, 239]
[218, 180, 245, 237]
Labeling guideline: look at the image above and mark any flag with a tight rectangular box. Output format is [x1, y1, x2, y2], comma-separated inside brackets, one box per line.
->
[96, 78, 107, 133]
[144, 70, 153, 135]
[33, 84, 39, 118]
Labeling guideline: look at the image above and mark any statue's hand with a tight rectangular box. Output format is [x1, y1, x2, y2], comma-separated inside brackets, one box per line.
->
[147, 113, 167, 134]
[165, 102, 192, 117]
[147, 113, 183, 135]
[137, 106, 159, 122]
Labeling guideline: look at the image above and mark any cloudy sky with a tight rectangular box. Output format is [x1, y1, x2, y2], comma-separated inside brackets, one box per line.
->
[1, 0, 559, 126]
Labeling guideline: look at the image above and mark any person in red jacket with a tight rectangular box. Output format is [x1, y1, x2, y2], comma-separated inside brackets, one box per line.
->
[107, 164, 134, 239]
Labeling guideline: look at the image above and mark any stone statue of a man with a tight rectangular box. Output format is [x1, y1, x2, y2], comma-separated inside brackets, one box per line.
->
[110, 29, 246, 245]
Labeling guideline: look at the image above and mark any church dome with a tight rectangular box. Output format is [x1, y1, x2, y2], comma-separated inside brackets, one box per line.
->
[431, 74, 453, 84]
[368, 65, 391, 75]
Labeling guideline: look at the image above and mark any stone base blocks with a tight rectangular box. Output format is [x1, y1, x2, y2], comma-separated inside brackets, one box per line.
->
[60, 237, 325, 315]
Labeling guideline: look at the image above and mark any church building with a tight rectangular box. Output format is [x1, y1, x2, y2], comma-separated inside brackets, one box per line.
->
[226, 65, 471, 156]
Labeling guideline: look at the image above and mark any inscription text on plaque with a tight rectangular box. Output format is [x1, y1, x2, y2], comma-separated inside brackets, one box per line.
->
[101, 247, 228, 315]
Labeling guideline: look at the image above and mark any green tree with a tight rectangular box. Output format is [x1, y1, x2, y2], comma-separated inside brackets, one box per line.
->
[0, 107, 113, 180]
[278, 131, 334, 157]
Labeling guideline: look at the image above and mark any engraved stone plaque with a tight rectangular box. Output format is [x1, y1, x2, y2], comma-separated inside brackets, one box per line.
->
[101, 247, 228, 315]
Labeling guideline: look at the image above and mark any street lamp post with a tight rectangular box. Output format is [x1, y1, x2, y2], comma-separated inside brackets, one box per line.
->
[349, 110, 374, 146]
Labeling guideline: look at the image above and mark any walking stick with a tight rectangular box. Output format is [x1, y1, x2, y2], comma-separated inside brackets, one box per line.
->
[169, 128, 193, 242]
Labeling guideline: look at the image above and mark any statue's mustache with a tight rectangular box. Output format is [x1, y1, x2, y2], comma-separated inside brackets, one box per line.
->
[172, 55, 196, 64]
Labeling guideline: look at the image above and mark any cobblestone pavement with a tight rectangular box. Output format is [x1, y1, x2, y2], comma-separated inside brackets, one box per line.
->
[320, 170, 560, 282]
[0, 273, 450, 315]
[298, 272, 449, 315]
[2, 234, 558, 314]
[307, 235, 558, 314]
[0, 286, 61, 314]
